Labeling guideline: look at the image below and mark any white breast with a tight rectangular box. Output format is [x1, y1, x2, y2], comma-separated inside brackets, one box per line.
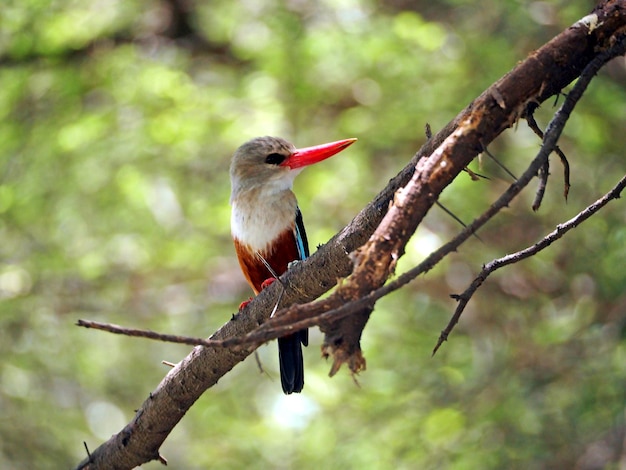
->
[231, 191, 298, 252]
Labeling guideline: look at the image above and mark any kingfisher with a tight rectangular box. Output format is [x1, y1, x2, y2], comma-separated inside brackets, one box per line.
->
[230, 136, 357, 394]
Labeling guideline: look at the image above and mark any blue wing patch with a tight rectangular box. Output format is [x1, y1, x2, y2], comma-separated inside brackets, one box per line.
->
[294, 207, 310, 261]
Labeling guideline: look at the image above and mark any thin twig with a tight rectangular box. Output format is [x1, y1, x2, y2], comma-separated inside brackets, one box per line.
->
[256, 251, 286, 317]
[425, 123, 432, 139]
[435, 201, 484, 242]
[254, 351, 271, 379]
[76, 319, 218, 347]
[437, 172, 626, 354]
[255, 251, 281, 282]
[83, 442, 93, 464]
[533, 158, 550, 211]
[526, 110, 571, 204]
[481, 144, 518, 181]
[433, 39, 626, 354]
[464, 167, 490, 181]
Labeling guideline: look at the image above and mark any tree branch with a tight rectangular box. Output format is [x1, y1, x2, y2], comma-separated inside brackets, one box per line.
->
[76, 319, 217, 348]
[316, 2, 626, 375]
[74, 2, 626, 468]
[76, 27, 626, 366]
[438, 172, 626, 354]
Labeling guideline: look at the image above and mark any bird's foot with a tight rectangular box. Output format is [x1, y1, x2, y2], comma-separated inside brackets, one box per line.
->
[238, 278, 276, 310]
[260, 277, 277, 290]
[238, 297, 253, 310]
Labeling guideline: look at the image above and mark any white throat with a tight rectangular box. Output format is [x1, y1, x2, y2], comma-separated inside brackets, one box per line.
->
[231, 187, 298, 252]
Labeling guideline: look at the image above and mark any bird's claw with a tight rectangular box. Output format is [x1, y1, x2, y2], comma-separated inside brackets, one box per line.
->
[238, 277, 276, 310]
[238, 298, 253, 310]
[260, 277, 277, 290]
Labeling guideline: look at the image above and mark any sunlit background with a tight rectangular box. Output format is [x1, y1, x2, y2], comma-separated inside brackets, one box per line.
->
[1, 0, 625, 468]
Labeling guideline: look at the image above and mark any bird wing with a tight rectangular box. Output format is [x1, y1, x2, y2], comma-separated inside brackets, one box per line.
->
[292, 207, 309, 348]
[294, 206, 310, 260]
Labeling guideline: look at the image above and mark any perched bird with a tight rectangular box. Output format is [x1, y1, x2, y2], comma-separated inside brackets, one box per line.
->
[230, 136, 357, 394]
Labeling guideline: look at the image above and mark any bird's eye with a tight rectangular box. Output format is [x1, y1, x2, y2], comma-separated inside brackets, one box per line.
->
[265, 153, 286, 165]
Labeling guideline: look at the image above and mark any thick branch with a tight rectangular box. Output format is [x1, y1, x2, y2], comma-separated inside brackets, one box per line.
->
[223, 30, 624, 351]
[75, 2, 626, 468]
[317, 1, 626, 373]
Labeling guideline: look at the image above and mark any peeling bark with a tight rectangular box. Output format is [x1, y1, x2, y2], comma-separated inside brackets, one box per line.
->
[317, 0, 626, 375]
[75, 2, 626, 468]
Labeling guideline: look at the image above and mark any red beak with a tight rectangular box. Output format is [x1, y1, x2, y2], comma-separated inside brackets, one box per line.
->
[282, 138, 357, 170]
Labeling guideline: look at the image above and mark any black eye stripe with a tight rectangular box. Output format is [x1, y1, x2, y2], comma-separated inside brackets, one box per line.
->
[265, 153, 286, 165]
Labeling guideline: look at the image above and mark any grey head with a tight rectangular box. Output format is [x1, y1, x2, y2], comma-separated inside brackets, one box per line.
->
[229, 136, 299, 202]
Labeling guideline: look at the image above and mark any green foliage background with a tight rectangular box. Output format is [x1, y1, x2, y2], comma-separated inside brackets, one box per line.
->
[1, 1, 625, 468]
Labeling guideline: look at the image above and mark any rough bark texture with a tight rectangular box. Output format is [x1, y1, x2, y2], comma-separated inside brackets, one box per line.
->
[75, 2, 626, 468]
[318, 0, 626, 375]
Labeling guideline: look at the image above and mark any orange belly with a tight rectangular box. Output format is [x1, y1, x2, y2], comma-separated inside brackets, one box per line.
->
[234, 227, 301, 294]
